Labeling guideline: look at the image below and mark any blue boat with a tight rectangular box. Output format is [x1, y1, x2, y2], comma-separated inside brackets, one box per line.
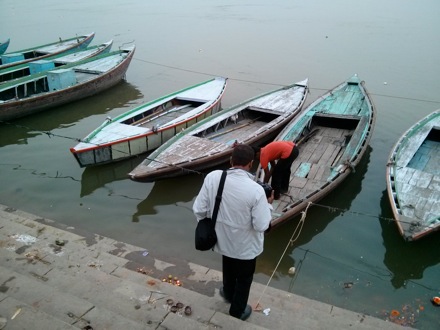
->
[0, 33, 95, 70]
[0, 38, 10, 55]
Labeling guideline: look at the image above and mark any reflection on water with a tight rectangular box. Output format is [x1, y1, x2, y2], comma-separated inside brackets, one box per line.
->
[132, 173, 204, 222]
[80, 156, 144, 197]
[379, 189, 440, 289]
[0, 81, 143, 148]
[258, 146, 372, 278]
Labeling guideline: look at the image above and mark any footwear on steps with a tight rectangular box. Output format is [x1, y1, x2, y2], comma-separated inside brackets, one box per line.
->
[240, 304, 252, 321]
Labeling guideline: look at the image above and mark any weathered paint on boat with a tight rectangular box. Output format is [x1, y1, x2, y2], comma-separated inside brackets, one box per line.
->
[386, 109, 440, 241]
[0, 33, 95, 70]
[0, 40, 113, 83]
[70, 77, 228, 167]
[0, 45, 135, 121]
[0, 39, 10, 55]
[258, 74, 375, 228]
[128, 79, 308, 182]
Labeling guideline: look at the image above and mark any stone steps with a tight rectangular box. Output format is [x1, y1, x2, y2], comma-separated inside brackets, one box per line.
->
[0, 204, 410, 330]
[0, 206, 264, 329]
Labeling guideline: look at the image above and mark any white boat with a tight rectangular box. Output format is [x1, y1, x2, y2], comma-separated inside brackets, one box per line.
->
[128, 79, 308, 182]
[70, 77, 227, 167]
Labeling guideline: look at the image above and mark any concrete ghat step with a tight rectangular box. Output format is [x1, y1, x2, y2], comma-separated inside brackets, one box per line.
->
[0, 205, 411, 330]
[0, 237, 264, 330]
[0, 264, 150, 330]
[0, 292, 77, 330]
[0, 247, 182, 328]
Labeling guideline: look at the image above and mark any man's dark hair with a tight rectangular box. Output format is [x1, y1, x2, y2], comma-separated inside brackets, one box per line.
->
[231, 144, 254, 166]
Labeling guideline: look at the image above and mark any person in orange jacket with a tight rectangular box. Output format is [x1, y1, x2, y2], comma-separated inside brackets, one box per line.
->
[254, 141, 299, 199]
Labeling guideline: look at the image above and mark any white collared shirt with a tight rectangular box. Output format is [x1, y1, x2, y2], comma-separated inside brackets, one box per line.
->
[193, 168, 272, 259]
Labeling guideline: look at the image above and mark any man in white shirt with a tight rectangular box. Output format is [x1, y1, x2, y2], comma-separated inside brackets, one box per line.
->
[193, 144, 272, 321]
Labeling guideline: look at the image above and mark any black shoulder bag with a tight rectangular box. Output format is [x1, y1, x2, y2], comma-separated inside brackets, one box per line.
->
[195, 170, 227, 251]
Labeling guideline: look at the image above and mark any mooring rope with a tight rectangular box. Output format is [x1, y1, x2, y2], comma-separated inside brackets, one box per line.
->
[254, 202, 311, 311]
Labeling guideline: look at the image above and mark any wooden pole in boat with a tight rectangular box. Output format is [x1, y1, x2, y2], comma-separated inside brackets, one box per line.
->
[208, 117, 262, 139]
[296, 128, 319, 146]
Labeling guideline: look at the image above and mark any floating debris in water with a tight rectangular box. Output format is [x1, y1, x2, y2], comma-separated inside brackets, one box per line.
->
[432, 297, 440, 306]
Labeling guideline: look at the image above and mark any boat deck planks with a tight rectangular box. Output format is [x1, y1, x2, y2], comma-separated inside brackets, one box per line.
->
[136, 105, 196, 129]
[273, 125, 354, 213]
[209, 119, 268, 144]
[150, 135, 227, 168]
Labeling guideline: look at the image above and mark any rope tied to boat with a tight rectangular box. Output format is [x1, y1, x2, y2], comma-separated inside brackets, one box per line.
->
[254, 202, 311, 311]
[343, 160, 355, 173]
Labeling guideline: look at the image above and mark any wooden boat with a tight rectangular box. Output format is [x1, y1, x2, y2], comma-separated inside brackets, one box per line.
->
[70, 77, 227, 167]
[0, 39, 10, 55]
[386, 109, 440, 241]
[0, 33, 95, 70]
[128, 78, 309, 182]
[0, 45, 135, 121]
[0, 40, 113, 83]
[257, 74, 375, 228]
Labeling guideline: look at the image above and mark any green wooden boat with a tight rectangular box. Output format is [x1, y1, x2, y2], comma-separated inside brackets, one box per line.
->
[0, 33, 94, 70]
[0, 40, 112, 83]
[257, 74, 375, 228]
[386, 109, 440, 241]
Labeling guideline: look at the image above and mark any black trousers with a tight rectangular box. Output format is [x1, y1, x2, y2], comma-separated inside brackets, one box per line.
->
[271, 145, 299, 194]
[222, 255, 256, 318]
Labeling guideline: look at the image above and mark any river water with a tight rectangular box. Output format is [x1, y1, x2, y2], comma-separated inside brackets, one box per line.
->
[1, 0, 439, 328]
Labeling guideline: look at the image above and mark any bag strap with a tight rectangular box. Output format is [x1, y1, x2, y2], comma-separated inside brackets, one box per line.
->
[212, 170, 227, 224]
